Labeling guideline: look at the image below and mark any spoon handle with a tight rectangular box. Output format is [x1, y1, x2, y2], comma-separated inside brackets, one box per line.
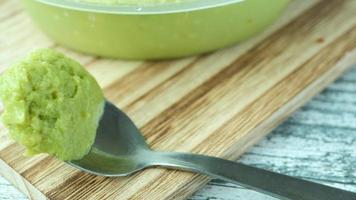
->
[153, 152, 356, 200]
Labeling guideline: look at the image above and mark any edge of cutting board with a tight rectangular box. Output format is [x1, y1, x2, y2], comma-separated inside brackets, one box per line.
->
[0, 157, 46, 200]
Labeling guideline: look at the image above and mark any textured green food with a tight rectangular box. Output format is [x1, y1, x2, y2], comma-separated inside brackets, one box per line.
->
[0, 49, 104, 161]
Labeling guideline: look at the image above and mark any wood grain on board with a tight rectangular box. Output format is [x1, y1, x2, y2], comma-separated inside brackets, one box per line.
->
[0, 0, 355, 199]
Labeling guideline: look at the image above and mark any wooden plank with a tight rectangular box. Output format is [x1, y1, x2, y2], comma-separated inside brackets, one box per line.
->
[0, 0, 355, 199]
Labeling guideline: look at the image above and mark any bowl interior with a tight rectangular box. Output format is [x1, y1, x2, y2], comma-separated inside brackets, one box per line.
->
[34, 0, 244, 14]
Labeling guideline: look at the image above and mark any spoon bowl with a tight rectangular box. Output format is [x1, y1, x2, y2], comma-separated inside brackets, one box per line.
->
[70, 101, 150, 176]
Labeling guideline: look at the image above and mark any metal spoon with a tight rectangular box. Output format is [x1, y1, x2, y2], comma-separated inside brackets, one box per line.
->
[69, 101, 356, 200]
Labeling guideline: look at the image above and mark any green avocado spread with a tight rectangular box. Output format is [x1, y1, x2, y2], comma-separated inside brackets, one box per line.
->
[0, 49, 104, 161]
[73, 0, 186, 5]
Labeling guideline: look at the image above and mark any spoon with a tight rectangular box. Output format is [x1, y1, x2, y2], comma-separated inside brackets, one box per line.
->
[69, 101, 356, 200]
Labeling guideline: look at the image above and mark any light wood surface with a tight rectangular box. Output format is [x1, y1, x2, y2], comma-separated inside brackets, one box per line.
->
[0, 0, 355, 199]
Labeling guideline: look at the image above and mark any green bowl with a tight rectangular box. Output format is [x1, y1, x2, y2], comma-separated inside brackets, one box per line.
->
[22, 0, 290, 60]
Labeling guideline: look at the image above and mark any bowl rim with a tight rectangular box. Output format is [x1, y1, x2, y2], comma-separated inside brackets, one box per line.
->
[33, 0, 244, 15]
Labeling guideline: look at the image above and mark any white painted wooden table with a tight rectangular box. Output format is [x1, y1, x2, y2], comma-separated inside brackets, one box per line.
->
[1, 66, 356, 200]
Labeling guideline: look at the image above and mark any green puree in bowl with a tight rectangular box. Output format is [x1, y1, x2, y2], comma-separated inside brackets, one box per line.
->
[22, 0, 290, 59]
[0, 49, 104, 161]
[73, 0, 185, 5]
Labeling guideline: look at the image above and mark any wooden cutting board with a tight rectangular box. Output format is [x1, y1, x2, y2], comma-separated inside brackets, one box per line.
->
[0, 0, 355, 199]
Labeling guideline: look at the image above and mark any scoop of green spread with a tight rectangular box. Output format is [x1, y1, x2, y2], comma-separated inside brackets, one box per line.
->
[0, 49, 104, 161]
